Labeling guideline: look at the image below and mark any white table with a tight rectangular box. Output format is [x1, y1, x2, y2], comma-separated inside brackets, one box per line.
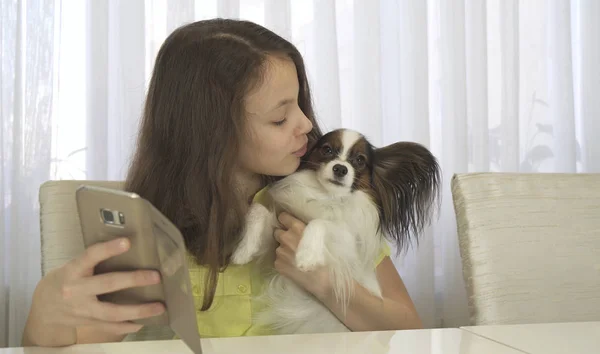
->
[461, 321, 600, 354]
[0, 328, 522, 354]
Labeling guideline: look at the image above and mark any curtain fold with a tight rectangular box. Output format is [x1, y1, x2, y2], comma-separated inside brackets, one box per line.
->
[352, 0, 382, 145]
[547, 0, 576, 172]
[167, 0, 195, 34]
[1, 0, 598, 347]
[500, 0, 520, 172]
[578, 0, 600, 173]
[1, 0, 59, 346]
[311, 0, 341, 131]
[436, 0, 471, 327]
[465, 0, 489, 172]
[265, 0, 291, 41]
[218, 0, 240, 19]
[85, 0, 108, 180]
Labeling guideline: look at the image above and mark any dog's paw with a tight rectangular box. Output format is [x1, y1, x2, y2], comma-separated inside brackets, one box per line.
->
[231, 225, 262, 265]
[232, 203, 272, 265]
[295, 222, 327, 271]
[295, 249, 326, 272]
[231, 242, 256, 265]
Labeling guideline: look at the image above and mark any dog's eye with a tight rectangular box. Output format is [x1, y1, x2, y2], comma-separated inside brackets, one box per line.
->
[356, 155, 366, 166]
[320, 145, 333, 156]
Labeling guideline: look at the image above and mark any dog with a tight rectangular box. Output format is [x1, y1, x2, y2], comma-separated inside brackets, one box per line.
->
[231, 128, 440, 334]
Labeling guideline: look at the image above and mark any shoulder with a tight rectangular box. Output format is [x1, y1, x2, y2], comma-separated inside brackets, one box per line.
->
[252, 186, 273, 207]
[375, 242, 391, 267]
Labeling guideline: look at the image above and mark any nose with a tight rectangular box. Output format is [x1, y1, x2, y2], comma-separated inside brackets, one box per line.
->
[295, 112, 313, 135]
[332, 164, 348, 178]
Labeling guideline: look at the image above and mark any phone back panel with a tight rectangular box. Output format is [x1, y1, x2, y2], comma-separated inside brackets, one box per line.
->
[76, 185, 203, 352]
[76, 185, 167, 325]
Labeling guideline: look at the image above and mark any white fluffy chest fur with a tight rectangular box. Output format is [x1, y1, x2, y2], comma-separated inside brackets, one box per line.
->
[231, 170, 388, 334]
[268, 170, 384, 267]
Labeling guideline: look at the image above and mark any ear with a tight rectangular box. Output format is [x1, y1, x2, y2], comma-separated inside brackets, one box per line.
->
[371, 141, 441, 253]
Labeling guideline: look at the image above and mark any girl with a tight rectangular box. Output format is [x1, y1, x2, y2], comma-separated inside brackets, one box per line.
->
[22, 19, 422, 347]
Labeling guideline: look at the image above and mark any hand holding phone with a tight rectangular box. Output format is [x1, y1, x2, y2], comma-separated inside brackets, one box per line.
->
[24, 237, 166, 346]
[75, 185, 202, 353]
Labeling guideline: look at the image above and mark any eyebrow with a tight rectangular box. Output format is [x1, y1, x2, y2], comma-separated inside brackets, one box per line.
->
[266, 98, 294, 113]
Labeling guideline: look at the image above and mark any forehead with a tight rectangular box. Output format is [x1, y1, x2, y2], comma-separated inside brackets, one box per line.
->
[319, 130, 369, 158]
[244, 56, 299, 116]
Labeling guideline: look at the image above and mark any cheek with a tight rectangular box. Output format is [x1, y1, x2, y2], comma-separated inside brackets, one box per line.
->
[242, 127, 280, 157]
[238, 135, 259, 161]
[241, 132, 298, 175]
[255, 133, 288, 157]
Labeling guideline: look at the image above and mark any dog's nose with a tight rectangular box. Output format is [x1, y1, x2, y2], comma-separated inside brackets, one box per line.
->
[332, 164, 348, 178]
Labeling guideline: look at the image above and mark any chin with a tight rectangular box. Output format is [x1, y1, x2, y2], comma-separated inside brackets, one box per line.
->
[266, 157, 301, 177]
[232, 128, 441, 335]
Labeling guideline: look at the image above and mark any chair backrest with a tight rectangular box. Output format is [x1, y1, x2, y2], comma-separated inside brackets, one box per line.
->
[39, 180, 174, 341]
[39, 180, 124, 275]
[451, 173, 600, 326]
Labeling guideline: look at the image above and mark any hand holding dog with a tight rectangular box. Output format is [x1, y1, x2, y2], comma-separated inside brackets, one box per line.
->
[273, 212, 332, 300]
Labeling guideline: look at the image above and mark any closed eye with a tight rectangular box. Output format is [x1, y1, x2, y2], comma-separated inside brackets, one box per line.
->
[273, 118, 287, 126]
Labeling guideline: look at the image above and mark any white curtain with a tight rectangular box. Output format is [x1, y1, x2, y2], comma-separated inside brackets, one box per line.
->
[2, 0, 599, 348]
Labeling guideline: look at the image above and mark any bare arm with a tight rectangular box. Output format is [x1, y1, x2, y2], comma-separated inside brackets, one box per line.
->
[22, 284, 130, 347]
[22, 315, 78, 347]
[22, 319, 127, 347]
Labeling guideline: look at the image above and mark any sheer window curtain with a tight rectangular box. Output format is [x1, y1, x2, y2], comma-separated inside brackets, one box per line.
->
[1, 0, 599, 348]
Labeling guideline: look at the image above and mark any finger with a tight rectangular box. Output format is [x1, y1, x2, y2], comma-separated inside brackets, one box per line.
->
[78, 321, 144, 335]
[275, 245, 295, 263]
[273, 229, 284, 243]
[70, 237, 131, 276]
[274, 248, 294, 274]
[272, 229, 298, 250]
[64, 270, 161, 298]
[87, 301, 166, 323]
[278, 212, 306, 235]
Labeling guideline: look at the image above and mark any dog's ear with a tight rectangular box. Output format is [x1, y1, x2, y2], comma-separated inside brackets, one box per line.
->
[371, 141, 441, 252]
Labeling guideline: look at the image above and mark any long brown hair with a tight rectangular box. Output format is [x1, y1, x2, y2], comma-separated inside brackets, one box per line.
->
[125, 19, 323, 310]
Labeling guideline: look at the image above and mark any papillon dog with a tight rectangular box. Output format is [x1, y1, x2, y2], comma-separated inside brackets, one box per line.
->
[231, 128, 440, 334]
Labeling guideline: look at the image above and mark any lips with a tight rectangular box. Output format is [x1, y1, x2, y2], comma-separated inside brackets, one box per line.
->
[293, 143, 308, 157]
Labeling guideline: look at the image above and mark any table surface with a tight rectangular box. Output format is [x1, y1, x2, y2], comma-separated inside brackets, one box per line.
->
[1, 328, 523, 354]
[461, 321, 600, 354]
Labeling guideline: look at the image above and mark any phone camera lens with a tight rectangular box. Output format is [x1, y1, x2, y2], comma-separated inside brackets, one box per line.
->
[101, 209, 115, 224]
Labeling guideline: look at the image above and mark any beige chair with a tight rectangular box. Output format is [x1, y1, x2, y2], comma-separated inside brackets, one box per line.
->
[451, 173, 600, 326]
[39, 180, 174, 341]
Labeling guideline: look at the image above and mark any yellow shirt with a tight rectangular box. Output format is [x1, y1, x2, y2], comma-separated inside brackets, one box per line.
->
[184, 188, 390, 338]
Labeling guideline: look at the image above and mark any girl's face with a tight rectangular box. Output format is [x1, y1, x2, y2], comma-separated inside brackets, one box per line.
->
[239, 56, 313, 178]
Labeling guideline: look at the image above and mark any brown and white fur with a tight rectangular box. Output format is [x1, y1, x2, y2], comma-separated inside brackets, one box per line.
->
[231, 128, 440, 334]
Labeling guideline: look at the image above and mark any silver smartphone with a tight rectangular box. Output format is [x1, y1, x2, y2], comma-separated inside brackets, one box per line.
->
[76, 185, 202, 353]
